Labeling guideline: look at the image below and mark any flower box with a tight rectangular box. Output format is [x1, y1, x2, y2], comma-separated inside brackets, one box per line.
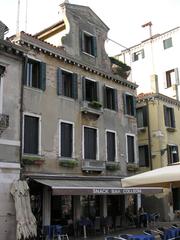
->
[59, 159, 78, 168]
[22, 155, 45, 165]
[106, 162, 121, 171]
[127, 163, 139, 171]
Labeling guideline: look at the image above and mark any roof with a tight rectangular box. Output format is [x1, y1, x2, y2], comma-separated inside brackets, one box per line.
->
[137, 92, 180, 107]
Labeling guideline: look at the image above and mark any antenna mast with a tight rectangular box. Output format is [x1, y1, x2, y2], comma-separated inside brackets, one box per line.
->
[16, 0, 20, 35]
[25, 0, 28, 32]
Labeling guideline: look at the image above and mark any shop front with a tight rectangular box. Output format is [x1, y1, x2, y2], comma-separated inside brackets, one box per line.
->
[28, 176, 163, 238]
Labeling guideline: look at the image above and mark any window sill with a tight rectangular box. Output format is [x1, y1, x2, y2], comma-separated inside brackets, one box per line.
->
[137, 127, 147, 133]
[125, 114, 136, 119]
[57, 95, 76, 102]
[82, 51, 96, 58]
[24, 86, 43, 93]
[104, 108, 117, 113]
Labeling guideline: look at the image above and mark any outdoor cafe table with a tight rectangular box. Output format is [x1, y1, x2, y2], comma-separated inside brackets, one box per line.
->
[163, 227, 180, 240]
[127, 234, 155, 240]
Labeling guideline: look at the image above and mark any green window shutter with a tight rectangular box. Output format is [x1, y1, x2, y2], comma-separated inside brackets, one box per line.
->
[82, 76, 86, 100]
[171, 108, 176, 128]
[92, 36, 97, 57]
[114, 89, 118, 111]
[132, 96, 136, 116]
[163, 105, 168, 126]
[72, 73, 78, 99]
[103, 85, 107, 108]
[57, 67, 63, 95]
[123, 93, 127, 114]
[40, 62, 46, 91]
[80, 30, 84, 52]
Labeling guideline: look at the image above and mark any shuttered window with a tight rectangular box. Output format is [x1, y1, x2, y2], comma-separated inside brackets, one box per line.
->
[127, 135, 135, 163]
[84, 127, 97, 160]
[124, 93, 136, 116]
[137, 106, 147, 128]
[139, 145, 149, 167]
[57, 68, 78, 99]
[104, 86, 118, 111]
[80, 31, 97, 57]
[60, 122, 73, 157]
[24, 115, 39, 154]
[163, 105, 176, 128]
[25, 59, 46, 91]
[82, 78, 99, 102]
[107, 131, 116, 162]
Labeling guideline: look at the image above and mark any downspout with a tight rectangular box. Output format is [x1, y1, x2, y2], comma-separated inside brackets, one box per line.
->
[146, 99, 153, 170]
[19, 55, 27, 180]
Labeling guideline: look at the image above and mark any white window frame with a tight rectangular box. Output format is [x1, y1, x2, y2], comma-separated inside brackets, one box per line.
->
[82, 125, 99, 160]
[125, 133, 137, 163]
[59, 120, 75, 158]
[22, 112, 42, 155]
[105, 129, 117, 162]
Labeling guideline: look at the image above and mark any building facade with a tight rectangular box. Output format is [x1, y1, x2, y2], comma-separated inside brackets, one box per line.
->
[117, 27, 180, 100]
[0, 21, 25, 240]
[9, 2, 140, 236]
[137, 92, 180, 220]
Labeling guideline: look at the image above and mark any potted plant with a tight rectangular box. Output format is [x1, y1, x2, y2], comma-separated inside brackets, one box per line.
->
[59, 159, 78, 168]
[88, 101, 102, 109]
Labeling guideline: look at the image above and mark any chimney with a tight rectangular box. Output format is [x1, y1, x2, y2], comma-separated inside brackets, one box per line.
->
[151, 74, 159, 93]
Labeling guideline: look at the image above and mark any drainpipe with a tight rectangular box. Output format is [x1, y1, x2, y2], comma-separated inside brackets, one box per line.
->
[19, 55, 27, 180]
[146, 99, 153, 170]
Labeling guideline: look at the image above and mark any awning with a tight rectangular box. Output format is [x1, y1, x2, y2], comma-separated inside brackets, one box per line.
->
[33, 178, 163, 195]
[122, 164, 180, 188]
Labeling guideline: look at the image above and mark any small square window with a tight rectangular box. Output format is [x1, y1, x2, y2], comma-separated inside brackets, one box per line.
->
[81, 31, 97, 56]
[163, 38, 173, 49]
[165, 69, 175, 88]
[132, 49, 145, 62]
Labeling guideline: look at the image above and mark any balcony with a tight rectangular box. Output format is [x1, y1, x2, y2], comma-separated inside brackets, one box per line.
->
[81, 101, 103, 117]
[81, 159, 105, 172]
[0, 114, 9, 134]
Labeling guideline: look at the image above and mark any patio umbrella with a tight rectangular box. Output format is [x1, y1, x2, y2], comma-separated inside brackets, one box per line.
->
[121, 164, 180, 188]
[10, 180, 37, 240]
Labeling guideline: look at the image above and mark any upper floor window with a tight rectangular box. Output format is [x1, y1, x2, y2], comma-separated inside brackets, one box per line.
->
[167, 145, 179, 164]
[163, 105, 176, 129]
[137, 106, 147, 128]
[82, 78, 99, 102]
[81, 31, 97, 57]
[163, 37, 173, 50]
[57, 68, 78, 99]
[23, 114, 40, 155]
[104, 86, 118, 111]
[123, 93, 136, 116]
[25, 58, 46, 90]
[60, 121, 74, 158]
[165, 68, 179, 88]
[83, 126, 98, 160]
[106, 130, 116, 162]
[126, 134, 136, 163]
[132, 49, 145, 62]
[139, 145, 149, 167]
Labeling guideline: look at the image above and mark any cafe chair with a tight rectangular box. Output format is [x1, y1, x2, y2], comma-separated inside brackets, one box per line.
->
[144, 229, 160, 239]
[56, 234, 69, 240]
[94, 216, 101, 234]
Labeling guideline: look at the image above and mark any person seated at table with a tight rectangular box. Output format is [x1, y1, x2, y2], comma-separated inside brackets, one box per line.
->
[138, 206, 148, 228]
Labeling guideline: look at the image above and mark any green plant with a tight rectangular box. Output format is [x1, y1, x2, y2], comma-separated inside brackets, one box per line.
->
[88, 101, 102, 109]
[106, 162, 120, 171]
[22, 155, 45, 165]
[109, 57, 131, 79]
[59, 159, 78, 168]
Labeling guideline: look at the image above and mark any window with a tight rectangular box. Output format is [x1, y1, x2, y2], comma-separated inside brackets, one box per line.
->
[0, 65, 5, 113]
[132, 49, 145, 62]
[167, 145, 179, 164]
[24, 115, 40, 154]
[57, 68, 78, 99]
[81, 31, 97, 56]
[172, 188, 180, 210]
[60, 121, 73, 158]
[104, 86, 118, 111]
[106, 131, 116, 162]
[163, 37, 173, 50]
[139, 145, 149, 167]
[25, 58, 46, 90]
[82, 78, 98, 102]
[126, 135, 135, 163]
[124, 93, 136, 116]
[84, 126, 97, 160]
[137, 106, 147, 128]
[163, 105, 175, 128]
[165, 68, 179, 88]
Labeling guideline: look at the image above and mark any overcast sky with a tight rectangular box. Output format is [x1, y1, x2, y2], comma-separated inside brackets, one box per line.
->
[1, 0, 180, 55]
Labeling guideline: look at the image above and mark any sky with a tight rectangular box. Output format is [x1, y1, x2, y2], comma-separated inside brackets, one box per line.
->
[1, 0, 180, 56]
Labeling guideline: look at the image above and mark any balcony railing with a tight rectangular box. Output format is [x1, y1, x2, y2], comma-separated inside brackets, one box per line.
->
[81, 159, 105, 172]
[0, 114, 9, 134]
[81, 101, 103, 117]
